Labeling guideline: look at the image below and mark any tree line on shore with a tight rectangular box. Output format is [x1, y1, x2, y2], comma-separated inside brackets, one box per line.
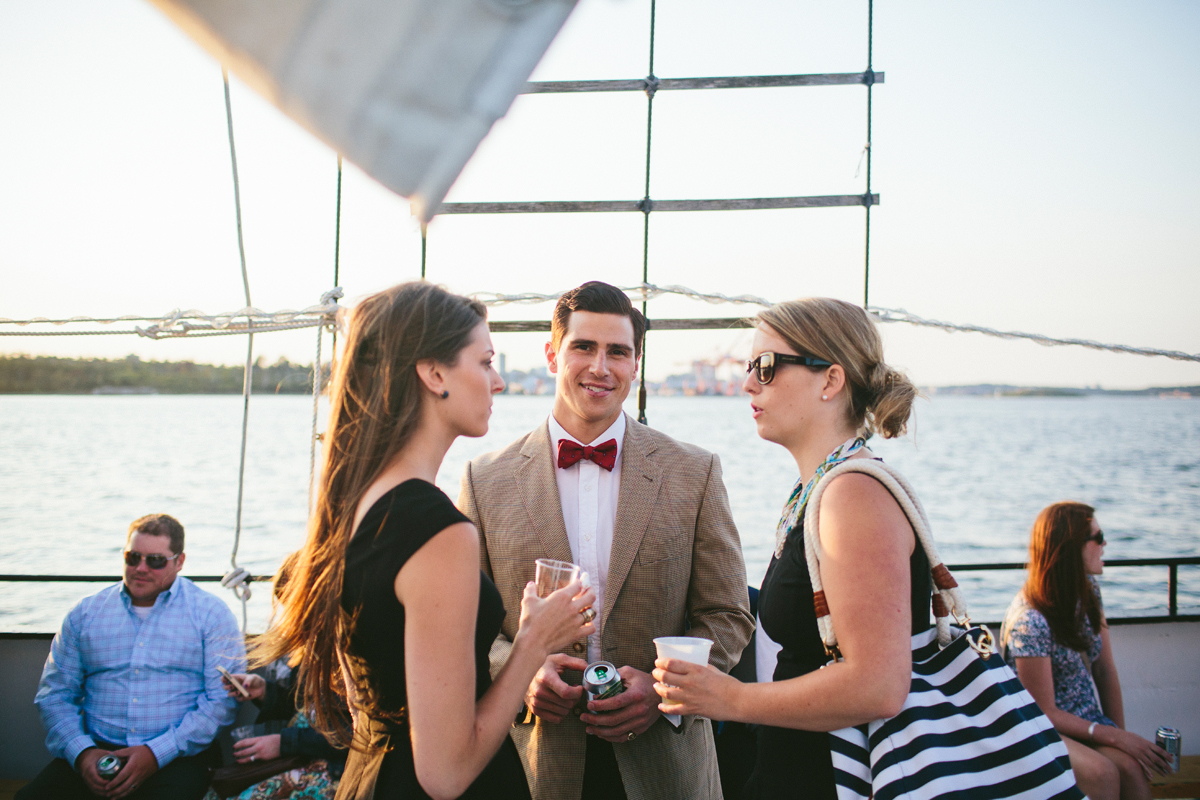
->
[0, 354, 326, 394]
[3, 354, 1196, 397]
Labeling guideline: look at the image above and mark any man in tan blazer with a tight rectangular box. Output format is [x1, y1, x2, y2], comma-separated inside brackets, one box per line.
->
[459, 281, 754, 800]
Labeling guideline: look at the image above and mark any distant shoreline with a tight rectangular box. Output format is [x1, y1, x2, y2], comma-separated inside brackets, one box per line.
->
[0, 354, 322, 395]
[2, 354, 1196, 398]
[922, 384, 1198, 399]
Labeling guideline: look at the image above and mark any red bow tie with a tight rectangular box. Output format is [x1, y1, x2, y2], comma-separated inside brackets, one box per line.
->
[557, 438, 618, 471]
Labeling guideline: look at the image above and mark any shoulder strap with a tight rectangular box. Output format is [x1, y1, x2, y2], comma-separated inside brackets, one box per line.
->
[800, 459, 967, 653]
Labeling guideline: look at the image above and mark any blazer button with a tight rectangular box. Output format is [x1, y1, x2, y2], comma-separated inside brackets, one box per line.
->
[572, 642, 585, 654]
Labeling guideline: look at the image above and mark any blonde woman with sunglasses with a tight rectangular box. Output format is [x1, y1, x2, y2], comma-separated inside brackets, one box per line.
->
[653, 298, 922, 800]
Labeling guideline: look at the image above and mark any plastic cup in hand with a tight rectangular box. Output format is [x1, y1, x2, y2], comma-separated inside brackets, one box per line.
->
[231, 723, 266, 743]
[535, 558, 581, 598]
[654, 636, 714, 710]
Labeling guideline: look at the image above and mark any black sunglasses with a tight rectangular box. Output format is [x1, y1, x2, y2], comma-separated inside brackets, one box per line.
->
[124, 550, 181, 570]
[1087, 531, 1105, 546]
[746, 352, 833, 385]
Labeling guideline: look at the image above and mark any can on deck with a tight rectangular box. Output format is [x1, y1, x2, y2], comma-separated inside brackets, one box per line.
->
[583, 660, 625, 702]
[1156, 727, 1182, 774]
[96, 754, 123, 780]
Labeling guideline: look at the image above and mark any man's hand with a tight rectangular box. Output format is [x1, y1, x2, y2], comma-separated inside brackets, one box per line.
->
[233, 734, 283, 764]
[74, 747, 114, 797]
[223, 672, 266, 702]
[104, 745, 158, 799]
[527, 653, 588, 723]
[580, 666, 661, 743]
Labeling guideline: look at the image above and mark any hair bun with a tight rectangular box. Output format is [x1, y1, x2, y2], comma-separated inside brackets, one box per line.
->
[866, 362, 917, 439]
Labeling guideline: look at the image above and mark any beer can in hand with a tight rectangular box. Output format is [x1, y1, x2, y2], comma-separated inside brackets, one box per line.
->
[583, 661, 625, 703]
[1156, 727, 1181, 774]
[96, 754, 123, 780]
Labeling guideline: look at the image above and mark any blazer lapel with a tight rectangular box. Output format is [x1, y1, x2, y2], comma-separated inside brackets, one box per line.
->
[515, 422, 574, 565]
[602, 416, 664, 627]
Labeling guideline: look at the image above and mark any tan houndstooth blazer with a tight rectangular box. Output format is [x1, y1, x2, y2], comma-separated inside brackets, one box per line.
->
[458, 414, 754, 800]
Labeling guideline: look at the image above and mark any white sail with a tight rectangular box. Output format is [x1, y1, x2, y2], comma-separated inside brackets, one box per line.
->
[147, 0, 578, 219]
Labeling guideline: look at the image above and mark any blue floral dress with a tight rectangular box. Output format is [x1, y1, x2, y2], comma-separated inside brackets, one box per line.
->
[1001, 577, 1114, 725]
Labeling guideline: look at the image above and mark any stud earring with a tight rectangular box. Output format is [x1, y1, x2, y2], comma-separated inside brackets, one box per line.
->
[440, 390, 450, 399]
[821, 395, 828, 401]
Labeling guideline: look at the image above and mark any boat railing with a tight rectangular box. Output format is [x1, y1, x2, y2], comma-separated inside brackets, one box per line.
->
[1, 556, 1198, 628]
[944, 556, 1200, 624]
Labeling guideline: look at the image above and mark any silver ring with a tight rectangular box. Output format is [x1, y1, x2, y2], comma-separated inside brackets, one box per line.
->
[250, 756, 256, 762]
[626, 731, 637, 742]
[581, 607, 596, 623]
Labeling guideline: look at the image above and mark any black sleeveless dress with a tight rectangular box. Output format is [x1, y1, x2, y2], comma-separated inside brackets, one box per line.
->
[745, 468, 931, 800]
[340, 479, 531, 800]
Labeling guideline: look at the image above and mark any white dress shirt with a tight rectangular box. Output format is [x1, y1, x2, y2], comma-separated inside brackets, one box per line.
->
[548, 413, 625, 664]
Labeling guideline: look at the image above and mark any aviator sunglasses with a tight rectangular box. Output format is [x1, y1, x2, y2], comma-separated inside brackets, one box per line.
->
[124, 550, 181, 569]
[746, 352, 833, 385]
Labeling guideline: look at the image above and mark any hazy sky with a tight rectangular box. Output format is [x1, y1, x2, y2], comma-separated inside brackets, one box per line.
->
[1, 0, 1198, 388]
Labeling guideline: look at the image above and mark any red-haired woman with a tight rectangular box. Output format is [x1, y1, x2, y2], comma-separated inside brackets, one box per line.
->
[1002, 502, 1171, 800]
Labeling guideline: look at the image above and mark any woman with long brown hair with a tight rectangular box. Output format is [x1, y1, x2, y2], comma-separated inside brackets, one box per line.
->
[1002, 502, 1171, 800]
[255, 282, 596, 800]
[650, 297, 923, 799]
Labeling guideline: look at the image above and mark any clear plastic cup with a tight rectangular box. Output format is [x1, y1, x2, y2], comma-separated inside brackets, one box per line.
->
[534, 558, 581, 598]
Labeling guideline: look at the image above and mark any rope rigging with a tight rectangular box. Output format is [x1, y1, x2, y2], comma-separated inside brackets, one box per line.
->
[866, 307, 1200, 365]
[222, 68, 254, 631]
[637, 0, 657, 425]
[0, 300, 339, 337]
[863, 0, 875, 308]
[3, 284, 1196, 363]
[471, 284, 1200, 364]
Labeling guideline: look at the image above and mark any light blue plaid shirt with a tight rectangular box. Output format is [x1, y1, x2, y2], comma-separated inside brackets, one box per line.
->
[35, 576, 245, 768]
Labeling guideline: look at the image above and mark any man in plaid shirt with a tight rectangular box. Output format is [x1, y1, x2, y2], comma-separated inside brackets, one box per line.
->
[18, 514, 245, 800]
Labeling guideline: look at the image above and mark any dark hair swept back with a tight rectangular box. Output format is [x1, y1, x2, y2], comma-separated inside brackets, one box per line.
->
[1023, 501, 1103, 652]
[551, 281, 647, 359]
[251, 282, 486, 746]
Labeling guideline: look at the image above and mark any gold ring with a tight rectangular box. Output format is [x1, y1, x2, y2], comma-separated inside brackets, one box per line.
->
[581, 608, 596, 623]
[626, 731, 637, 742]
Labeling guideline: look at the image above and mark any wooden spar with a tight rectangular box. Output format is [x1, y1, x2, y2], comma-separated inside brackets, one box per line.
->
[523, 72, 885, 94]
[488, 318, 754, 333]
[441, 194, 879, 215]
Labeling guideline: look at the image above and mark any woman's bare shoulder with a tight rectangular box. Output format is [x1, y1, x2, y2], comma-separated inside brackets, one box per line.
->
[820, 469, 900, 512]
[818, 470, 913, 553]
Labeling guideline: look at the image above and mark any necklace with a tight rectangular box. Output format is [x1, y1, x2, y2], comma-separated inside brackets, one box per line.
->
[774, 435, 866, 558]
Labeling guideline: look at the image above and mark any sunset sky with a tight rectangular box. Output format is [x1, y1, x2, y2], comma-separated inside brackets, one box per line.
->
[1, 0, 1197, 388]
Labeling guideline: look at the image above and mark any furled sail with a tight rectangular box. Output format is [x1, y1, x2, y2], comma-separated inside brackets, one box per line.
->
[147, 0, 578, 219]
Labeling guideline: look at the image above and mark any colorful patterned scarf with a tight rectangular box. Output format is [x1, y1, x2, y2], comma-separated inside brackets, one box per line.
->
[774, 435, 867, 558]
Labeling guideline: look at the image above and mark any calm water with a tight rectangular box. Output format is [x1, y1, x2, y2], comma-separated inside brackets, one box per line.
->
[2, 394, 1198, 632]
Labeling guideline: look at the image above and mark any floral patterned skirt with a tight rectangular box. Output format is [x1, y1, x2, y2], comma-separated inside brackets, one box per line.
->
[204, 759, 337, 800]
